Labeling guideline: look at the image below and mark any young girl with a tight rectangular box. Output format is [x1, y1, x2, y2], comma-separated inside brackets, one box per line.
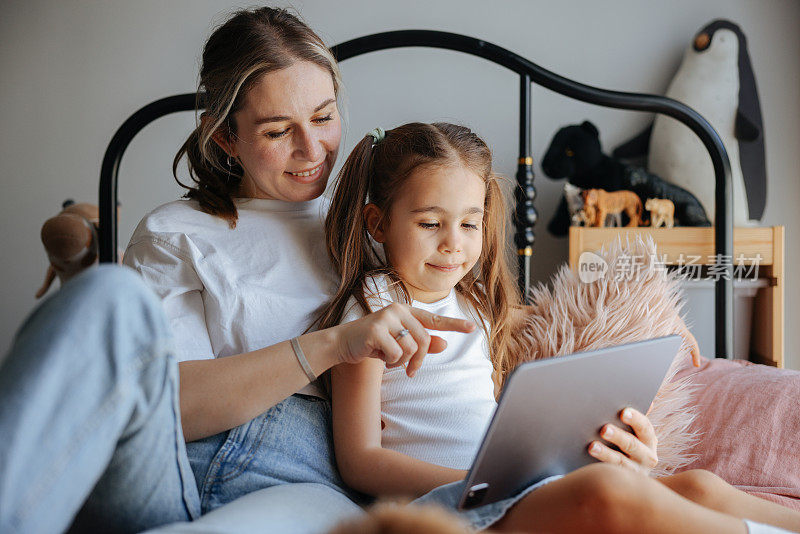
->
[317, 122, 799, 533]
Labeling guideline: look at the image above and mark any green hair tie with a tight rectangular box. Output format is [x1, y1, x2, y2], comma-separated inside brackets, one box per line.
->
[367, 127, 385, 145]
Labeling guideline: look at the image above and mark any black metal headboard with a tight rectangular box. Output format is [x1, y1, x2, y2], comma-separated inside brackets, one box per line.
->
[98, 30, 734, 357]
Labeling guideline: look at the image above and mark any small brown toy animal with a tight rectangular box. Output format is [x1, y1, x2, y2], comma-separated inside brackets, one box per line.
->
[582, 188, 642, 228]
[327, 500, 484, 534]
[646, 198, 675, 228]
[36, 199, 100, 298]
[574, 209, 592, 227]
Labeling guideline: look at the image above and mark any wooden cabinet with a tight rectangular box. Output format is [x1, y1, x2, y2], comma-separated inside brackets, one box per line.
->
[568, 226, 784, 368]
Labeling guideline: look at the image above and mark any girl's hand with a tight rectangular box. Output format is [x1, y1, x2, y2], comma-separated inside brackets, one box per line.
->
[588, 407, 658, 475]
[335, 303, 476, 377]
[677, 317, 702, 367]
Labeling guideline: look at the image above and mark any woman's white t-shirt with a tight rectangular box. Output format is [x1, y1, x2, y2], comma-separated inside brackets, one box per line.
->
[341, 274, 498, 470]
[123, 197, 337, 398]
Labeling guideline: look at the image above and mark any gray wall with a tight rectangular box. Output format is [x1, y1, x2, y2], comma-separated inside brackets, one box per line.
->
[2, 1, 798, 368]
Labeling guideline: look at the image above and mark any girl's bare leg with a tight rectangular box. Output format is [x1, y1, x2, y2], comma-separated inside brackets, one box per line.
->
[659, 470, 800, 532]
[490, 463, 746, 533]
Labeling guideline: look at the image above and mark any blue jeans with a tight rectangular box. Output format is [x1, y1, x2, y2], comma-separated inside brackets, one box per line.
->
[0, 265, 199, 533]
[0, 265, 362, 534]
[186, 395, 365, 514]
[413, 475, 563, 530]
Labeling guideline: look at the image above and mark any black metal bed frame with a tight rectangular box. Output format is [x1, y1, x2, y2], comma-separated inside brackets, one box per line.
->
[98, 30, 734, 358]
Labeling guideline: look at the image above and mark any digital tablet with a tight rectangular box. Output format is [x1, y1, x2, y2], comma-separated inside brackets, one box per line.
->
[457, 335, 683, 510]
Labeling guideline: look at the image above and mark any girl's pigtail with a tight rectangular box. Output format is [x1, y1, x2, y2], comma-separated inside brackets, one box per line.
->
[315, 136, 378, 330]
[480, 176, 522, 392]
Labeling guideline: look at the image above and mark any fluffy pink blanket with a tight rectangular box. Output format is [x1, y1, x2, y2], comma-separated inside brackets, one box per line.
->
[675, 358, 800, 510]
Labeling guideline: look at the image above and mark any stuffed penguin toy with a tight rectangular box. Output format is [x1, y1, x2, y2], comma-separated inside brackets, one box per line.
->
[614, 20, 766, 226]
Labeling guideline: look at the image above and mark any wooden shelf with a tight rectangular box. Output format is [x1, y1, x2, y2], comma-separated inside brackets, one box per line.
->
[568, 226, 784, 368]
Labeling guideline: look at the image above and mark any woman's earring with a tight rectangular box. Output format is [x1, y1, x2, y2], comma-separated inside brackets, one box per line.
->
[224, 155, 234, 183]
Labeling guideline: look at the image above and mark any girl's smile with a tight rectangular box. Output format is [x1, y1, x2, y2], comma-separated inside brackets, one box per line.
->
[426, 263, 462, 272]
[366, 163, 486, 303]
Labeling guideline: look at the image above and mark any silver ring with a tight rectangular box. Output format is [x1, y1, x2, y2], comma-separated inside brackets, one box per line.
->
[394, 328, 410, 340]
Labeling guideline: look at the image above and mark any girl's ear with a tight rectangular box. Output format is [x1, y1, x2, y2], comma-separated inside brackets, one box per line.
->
[202, 114, 237, 157]
[363, 203, 386, 243]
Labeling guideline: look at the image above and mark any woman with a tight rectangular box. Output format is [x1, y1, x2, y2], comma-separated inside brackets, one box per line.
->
[3, 7, 786, 534]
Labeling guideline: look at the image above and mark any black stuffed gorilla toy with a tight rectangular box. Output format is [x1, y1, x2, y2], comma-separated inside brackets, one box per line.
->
[542, 121, 710, 236]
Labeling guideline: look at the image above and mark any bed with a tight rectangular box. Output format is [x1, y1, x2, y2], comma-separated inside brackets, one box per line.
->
[96, 31, 799, 532]
[98, 29, 737, 359]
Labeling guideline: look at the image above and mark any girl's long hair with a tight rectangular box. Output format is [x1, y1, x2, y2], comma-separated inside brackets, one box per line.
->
[315, 122, 521, 390]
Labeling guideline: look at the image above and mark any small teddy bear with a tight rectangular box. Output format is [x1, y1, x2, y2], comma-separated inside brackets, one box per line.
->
[36, 199, 101, 298]
[326, 500, 480, 534]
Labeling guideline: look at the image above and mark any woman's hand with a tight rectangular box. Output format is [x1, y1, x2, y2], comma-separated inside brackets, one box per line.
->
[335, 303, 476, 377]
[588, 407, 658, 475]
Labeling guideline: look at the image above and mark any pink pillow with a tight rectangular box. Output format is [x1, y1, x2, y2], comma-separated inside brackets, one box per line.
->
[675, 358, 800, 510]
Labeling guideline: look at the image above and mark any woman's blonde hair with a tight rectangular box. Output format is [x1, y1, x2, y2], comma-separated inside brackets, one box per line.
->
[174, 7, 341, 227]
[315, 122, 521, 388]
